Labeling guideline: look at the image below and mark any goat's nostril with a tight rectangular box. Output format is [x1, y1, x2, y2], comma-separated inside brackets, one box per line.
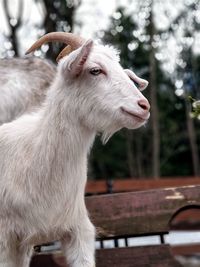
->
[138, 99, 150, 111]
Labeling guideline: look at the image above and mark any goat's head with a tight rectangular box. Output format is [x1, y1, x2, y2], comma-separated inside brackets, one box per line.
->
[26, 33, 150, 142]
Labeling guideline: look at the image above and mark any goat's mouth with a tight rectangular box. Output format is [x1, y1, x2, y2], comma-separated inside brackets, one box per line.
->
[120, 107, 149, 123]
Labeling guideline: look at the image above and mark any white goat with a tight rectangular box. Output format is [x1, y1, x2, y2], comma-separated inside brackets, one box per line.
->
[0, 32, 150, 267]
[0, 58, 55, 125]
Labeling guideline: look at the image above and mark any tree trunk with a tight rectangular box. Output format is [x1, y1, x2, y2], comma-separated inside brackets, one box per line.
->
[42, 0, 78, 60]
[149, 2, 160, 179]
[185, 100, 199, 176]
[3, 0, 23, 56]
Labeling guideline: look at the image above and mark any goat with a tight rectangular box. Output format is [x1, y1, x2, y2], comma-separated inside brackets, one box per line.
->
[0, 57, 56, 125]
[0, 32, 150, 267]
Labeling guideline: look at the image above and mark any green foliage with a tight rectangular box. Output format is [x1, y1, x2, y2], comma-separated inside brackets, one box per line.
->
[189, 97, 200, 119]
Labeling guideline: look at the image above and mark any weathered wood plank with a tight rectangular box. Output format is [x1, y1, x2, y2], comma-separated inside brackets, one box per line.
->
[86, 186, 200, 237]
[86, 177, 200, 194]
[95, 245, 182, 267]
[31, 245, 182, 267]
[172, 243, 200, 256]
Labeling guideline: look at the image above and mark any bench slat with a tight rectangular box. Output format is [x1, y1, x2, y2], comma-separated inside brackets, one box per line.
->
[86, 186, 200, 237]
[86, 178, 200, 194]
[95, 245, 182, 267]
[31, 245, 182, 267]
[172, 243, 200, 256]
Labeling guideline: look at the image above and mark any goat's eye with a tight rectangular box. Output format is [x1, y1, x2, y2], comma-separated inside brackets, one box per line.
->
[89, 68, 102, 75]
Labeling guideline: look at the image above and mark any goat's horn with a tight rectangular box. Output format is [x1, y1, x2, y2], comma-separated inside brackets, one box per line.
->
[25, 32, 85, 56]
[56, 45, 72, 62]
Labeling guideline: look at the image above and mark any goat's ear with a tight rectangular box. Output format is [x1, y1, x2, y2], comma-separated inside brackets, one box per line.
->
[68, 39, 93, 77]
[124, 69, 148, 91]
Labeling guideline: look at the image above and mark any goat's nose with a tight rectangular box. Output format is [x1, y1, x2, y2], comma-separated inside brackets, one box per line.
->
[138, 99, 150, 111]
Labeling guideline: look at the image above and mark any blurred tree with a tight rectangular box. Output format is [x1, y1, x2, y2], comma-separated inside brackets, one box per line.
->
[35, 0, 81, 60]
[1, 0, 81, 59]
[3, 0, 24, 56]
[148, 0, 160, 178]
[171, 1, 200, 176]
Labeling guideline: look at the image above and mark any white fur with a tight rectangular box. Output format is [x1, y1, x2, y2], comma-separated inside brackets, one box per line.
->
[0, 58, 55, 125]
[0, 41, 150, 267]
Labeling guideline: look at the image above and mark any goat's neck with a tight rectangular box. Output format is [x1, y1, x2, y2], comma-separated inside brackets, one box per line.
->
[35, 80, 95, 184]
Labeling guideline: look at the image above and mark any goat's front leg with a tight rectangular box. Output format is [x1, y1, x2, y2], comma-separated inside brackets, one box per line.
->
[61, 213, 96, 267]
[17, 245, 33, 267]
[0, 241, 16, 267]
[0, 241, 32, 267]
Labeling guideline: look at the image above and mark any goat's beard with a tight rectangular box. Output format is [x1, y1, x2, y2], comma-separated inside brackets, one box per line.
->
[101, 125, 122, 144]
[101, 132, 113, 144]
[101, 121, 148, 144]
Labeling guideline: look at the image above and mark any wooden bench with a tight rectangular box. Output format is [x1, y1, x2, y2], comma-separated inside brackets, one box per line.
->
[31, 184, 200, 267]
